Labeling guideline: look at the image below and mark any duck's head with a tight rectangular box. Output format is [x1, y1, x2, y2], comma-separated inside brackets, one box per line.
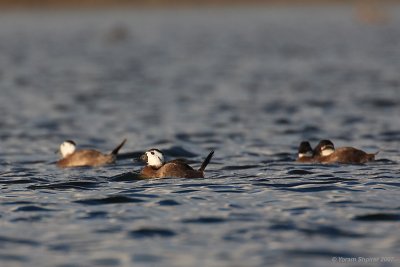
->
[315, 139, 335, 156]
[59, 140, 76, 158]
[298, 141, 313, 158]
[140, 148, 165, 169]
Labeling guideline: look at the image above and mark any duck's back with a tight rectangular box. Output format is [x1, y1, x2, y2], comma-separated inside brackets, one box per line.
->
[157, 162, 203, 178]
[140, 161, 202, 178]
[57, 150, 115, 167]
[320, 147, 375, 164]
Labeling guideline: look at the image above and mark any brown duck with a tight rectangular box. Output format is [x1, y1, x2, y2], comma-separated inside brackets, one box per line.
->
[56, 139, 127, 168]
[139, 148, 214, 178]
[313, 139, 377, 164]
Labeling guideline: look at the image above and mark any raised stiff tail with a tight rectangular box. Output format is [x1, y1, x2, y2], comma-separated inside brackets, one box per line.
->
[368, 151, 380, 161]
[198, 150, 214, 172]
[111, 139, 127, 155]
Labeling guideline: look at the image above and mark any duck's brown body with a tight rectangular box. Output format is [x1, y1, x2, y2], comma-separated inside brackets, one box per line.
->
[141, 161, 205, 178]
[57, 150, 117, 168]
[315, 147, 376, 164]
[296, 156, 315, 163]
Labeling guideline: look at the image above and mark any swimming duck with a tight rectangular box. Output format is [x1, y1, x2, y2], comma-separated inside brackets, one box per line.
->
[56, 139, 127, 168]
[139, 149, 214, 178]
[314, 139, 377, 164]
[296, 141, 315, 163]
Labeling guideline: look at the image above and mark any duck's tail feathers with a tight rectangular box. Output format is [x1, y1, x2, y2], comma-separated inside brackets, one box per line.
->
[111, 139, 127, 155]
[372, 150, 380, 159]
[198, 150, 214, 172]
[366, 150, 379, 161]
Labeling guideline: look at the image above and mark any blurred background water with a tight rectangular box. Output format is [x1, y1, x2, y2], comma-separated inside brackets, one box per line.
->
[0, 3, 400, 267]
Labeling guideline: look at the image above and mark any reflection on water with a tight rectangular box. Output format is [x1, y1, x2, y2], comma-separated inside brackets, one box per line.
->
[1, 6, 400, 267]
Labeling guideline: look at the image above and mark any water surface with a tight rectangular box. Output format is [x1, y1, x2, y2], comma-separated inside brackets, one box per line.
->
[1, 6, 400, 267]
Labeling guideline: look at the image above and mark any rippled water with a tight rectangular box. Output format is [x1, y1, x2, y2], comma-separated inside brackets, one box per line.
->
[1, 6, 400, 267]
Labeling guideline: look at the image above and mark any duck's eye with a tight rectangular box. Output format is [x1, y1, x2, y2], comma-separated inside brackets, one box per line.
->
[151, 151, 155, 155]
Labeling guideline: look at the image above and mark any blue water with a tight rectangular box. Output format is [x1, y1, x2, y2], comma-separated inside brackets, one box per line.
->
[1, 6, 400, 267]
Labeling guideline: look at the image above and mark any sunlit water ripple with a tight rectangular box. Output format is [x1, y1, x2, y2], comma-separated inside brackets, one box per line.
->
[1, 6, 400, 267]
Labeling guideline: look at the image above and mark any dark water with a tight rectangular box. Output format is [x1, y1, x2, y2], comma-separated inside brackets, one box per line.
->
[1, 6, 400, 267]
